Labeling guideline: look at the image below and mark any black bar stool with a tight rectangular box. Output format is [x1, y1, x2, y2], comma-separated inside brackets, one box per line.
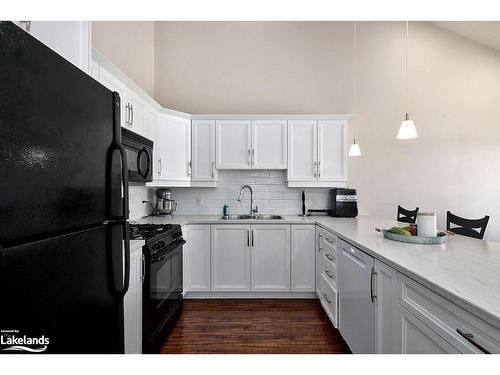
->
[446, 211, 489, 240]
[397, 205, 419, 224]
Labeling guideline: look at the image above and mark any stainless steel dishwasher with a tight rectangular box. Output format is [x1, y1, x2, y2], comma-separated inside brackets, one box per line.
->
[338, 238, 376, 353]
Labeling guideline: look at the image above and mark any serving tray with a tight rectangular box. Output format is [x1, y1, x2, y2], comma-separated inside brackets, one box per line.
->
[377, 229, 447, 245]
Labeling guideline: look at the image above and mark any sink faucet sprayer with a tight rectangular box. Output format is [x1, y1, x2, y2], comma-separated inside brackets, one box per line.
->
[237, 185, 258, 218]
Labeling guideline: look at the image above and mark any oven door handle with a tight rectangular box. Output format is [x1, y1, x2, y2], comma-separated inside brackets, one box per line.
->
[150, 239, 186, 264]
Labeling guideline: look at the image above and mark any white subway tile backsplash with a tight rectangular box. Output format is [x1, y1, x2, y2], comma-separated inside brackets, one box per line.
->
[163, 171, 330, 216]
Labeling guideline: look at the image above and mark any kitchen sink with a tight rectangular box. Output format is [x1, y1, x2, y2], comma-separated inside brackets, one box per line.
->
[254, 214, 283, 220]
[220, 214, 283, 220]
[220, 214, 252, 220]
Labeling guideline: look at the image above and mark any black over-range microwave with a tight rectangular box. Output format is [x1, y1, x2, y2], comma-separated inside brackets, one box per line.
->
[122, 127, 153, 182]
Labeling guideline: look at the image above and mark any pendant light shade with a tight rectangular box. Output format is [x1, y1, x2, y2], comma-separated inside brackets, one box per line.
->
[349, 21, 362, 156]
[397, 113, 418, 139]
[397, 21, 418, 140]
[349, 141, 362, 156]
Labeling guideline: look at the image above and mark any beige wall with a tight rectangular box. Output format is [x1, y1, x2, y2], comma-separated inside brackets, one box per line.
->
[154, 22, 354, 114]
[92, 21, 155, 97]
[350, 22, 500, 242]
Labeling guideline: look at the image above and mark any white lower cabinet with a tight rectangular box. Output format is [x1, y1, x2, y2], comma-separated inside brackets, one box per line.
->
[251, 225, 291, 292]
[398, 274, 500, 354]
[124, 246, 143, 354]
[185, 225, 211, 292]
[398, 306, 459, 354]
[291, 225, 315, 292]
[374, 259, 399, 354]
[211, 225, 251, 291]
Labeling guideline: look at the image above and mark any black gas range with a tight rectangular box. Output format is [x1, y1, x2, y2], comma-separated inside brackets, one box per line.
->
[129, 223, 185, 353]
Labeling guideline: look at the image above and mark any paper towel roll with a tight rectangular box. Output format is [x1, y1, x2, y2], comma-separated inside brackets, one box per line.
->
[416, 212, 437, 237]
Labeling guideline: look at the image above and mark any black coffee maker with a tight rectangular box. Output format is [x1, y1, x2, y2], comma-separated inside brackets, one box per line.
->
[328, 188, 358, 217]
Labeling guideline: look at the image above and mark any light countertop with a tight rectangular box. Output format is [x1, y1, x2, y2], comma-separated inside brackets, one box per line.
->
[131, 214, 500, 330]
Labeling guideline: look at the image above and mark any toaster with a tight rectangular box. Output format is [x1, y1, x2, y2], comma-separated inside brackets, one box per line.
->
[328, 188, 358, 217]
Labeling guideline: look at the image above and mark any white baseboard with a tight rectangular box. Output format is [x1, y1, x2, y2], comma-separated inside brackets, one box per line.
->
[184, 291, 317, 299]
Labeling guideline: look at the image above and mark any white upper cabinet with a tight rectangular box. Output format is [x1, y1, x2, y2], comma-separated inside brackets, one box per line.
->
[291, 225, 316, 292]
[287, 120, 317, 181]
[143, 105, 157, 142]
[99, 66, 146, 136]
[152, 114, 191, 185]
[251, 120, 287, 169]
[250, 225, 291, 292]
[122, 92, 145, 136]
[211, 225, 251, 292]
[15, 21, 91, 74]
[192, 120, 217, 183]
[216, 120, 287, 170]
[216, 120, 252, 169]
[317, 120, 347, 181]
[288, 119, 347, 187]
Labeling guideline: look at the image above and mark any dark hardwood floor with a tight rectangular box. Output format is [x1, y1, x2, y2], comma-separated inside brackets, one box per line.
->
[160, 299, 351, 354]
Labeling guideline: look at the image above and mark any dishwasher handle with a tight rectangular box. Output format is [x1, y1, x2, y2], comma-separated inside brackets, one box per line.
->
[370, 267, 377, 303]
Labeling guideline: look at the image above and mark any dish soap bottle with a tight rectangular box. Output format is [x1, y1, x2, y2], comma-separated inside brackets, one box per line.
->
[223, 204, 229, 217]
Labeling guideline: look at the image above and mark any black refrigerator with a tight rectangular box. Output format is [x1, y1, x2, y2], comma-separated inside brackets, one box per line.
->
[0, 21, 130, 353]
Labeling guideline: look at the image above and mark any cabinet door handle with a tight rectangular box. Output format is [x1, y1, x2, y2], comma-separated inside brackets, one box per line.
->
[247, 230, 250, 247]
[211, 161, 215, 179]
[370, 267, 377, 303]
[130, 104, 134, 126]
[456, 329, 491, 354]
[248, 149, 251, 166]
[187, 161, 192, 177]
[325, 270, 334, 279]
[251, 230, 254, 247]
[252, 148, 255, 166]
[325, 237, 335, 245]
[317, 160, 321, 179]
[313, 161, 317, 178]
[323, 293, 332, 304]
[20, 21, 32, 32]
[157, 158, 162, 176]
[325, 254, 334, 262]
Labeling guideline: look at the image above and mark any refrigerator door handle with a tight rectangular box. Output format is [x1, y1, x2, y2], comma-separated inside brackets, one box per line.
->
[111, 92, 129, 220]
[120, 222, 131, 297]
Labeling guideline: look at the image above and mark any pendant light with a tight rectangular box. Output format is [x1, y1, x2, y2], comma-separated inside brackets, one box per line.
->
[349, 21, 362, 156]
[397, 21, 418, 140]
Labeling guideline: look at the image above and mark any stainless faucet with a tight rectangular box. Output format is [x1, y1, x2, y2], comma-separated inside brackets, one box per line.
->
[237, 185, 258, 217]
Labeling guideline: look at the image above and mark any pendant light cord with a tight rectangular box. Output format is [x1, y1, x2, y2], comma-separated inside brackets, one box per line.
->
[353, 21, 357, 142]
[405, 21, 409, 117]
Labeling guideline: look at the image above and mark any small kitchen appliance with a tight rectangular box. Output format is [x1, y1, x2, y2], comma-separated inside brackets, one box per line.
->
[155, 189, 177, 216]
[328, 188, 358, 217]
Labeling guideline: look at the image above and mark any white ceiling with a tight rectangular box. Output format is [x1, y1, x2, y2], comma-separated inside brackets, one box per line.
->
[432, 21, 500, 52]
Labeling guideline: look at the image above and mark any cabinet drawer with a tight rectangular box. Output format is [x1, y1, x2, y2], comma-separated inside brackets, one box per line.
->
[320, 273, 338, 327]
[318, 229, 337, 253]
[321, 253, 337, 289]
[399, 275, 500, 353]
